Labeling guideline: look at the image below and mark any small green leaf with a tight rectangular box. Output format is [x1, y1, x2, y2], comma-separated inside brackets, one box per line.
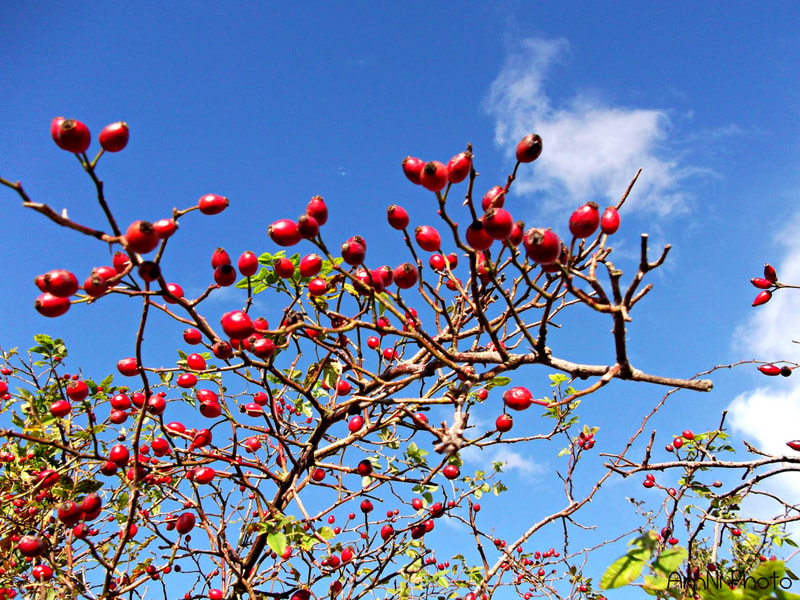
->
[267, 532, 287, 556]
[652, 547, 688, 576]
[600, 547, 650, 589]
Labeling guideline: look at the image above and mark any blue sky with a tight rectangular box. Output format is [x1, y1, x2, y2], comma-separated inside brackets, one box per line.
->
[3, 3, 800, 597]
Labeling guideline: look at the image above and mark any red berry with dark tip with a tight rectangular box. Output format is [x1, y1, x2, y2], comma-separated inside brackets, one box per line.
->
[420, 161, 449, 192]
[41, 269, 79, 298]
[66, 379, 89, 401]
[496, 413, 513, 432]
[504, 221, 525, 247]
[198, 194, 229, 215]
[393, 263, 418, 289]
[99, 121, 129, 152]
[402, 156, 425, 185]
[465, 221, 494, 251]
[482, 208, 514, 240]
[35, 293, 70, 317]
[447, 151, 472, 184]
[387, 205, 410, 230]
[297, 214, 320, 239]
[516, 133, 543, 163]
[306, 195, 328, 225]
[274, 258, 295, 278]
[600, 206, 621, 234]
[113, 251, 131, 273]
[269, 219, 302, 247]
[415, 225, 441, 252]
[523, 228, 562, 264]
[125, 221, 160, 254]
[54, 118, 91, 153]
[752, 290, 772, 307]
[138, 261, 160, 282]
[341, 236, 367, 265]
[569, 202, 600, 238]
[751, 278, 772, 290]
[764, 263, 778, 283]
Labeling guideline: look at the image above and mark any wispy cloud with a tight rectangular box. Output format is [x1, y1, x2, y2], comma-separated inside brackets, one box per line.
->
[483, 38, 691, 216]
[460, 444, 544, 480]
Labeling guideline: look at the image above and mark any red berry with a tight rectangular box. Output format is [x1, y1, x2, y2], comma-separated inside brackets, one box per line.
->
[153, 218, 178, 239]
[523, 228, 562, 264]
[221, 310, 254, 339]
[83, 271, 109, 297]
[387, 205, 410, 230]
[482, 208, 514, 240]
[238, 251, 259, 277]
[109, 444, 130, 467]
[308, 278, 328, 296]
[496, 413, 513, 432]
[297, 214, 320, 239]
[380, 524, 394, 540]
[98, 121, 129, 152]
[786, 440, 800, 451]
[367, 336, 380, 349]
[214, 264, 237, 286]
[415, 225, 442, 252]
[420, 161, 449, 192]
[311, 468, 325, 482]
[516, 134, 543, 163]
[393, 263, 419, 289]
[442, 464, 459, 479]
[35, 293, 71, 317]
[360, 499, 374, 513]
[402, 156, 425, 185]
[600, 206, 621, 234]
[176, 512, 196, 535]
[269, 219, 302, 247]
[299, 253, 323, 278]
[183, 328, 202, 345]
[113, 251, 131, 273]
[18, 534, 47, 558]
[764, 263, 778, 283]
[673, 437, 683, 449]
[177, 373, 197, 388]
[429, 254, 446, 271]
[212, 340, 233, 359]
[164, 282, 184, 303]
[210, 248, 231, 269]
[125, 221, 160, 254]
[66, 379, 89, 401]
[40, 269, 79, 298]
[357, 459, 373, 476]
[758, 364, 781, 376]
[186, 353, 207, 371]
[337, 380, 352, 396]
[193, 467, 215, 484]
[197, 194, 229, 215]
[306, 195, 328, 225]
[54, 118, 91, 153]
[481, 185, 505, 210]
[465, 221, 494, 251]
[447, 151, 472, 184]
[752, 290, 772, 306]
[503, 386, 533, 411]
[569, 203, 600, 238]
[274, 258, 295, 278]
[341, 236, 367, 265]
[682, 430, 695, 440]
[751, 278, 772, 290]
[348, 414, 363, 432]
[50, 399, 72, 417]
[138, 261, 161, 282]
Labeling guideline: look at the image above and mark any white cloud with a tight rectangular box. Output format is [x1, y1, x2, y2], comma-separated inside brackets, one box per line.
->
[484, 38, 690, 216]
[460, 444, 543, 479]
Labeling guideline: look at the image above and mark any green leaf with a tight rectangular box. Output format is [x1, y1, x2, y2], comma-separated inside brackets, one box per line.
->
[34, 334, 54, 347]
[267, 532, 287, 556]
[652, 547, 688, 576]
[318, 526, 335, 541]
[643, 574, 670, 592]
[73, 479, 105, 495]
[600, 547, 651, 589]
